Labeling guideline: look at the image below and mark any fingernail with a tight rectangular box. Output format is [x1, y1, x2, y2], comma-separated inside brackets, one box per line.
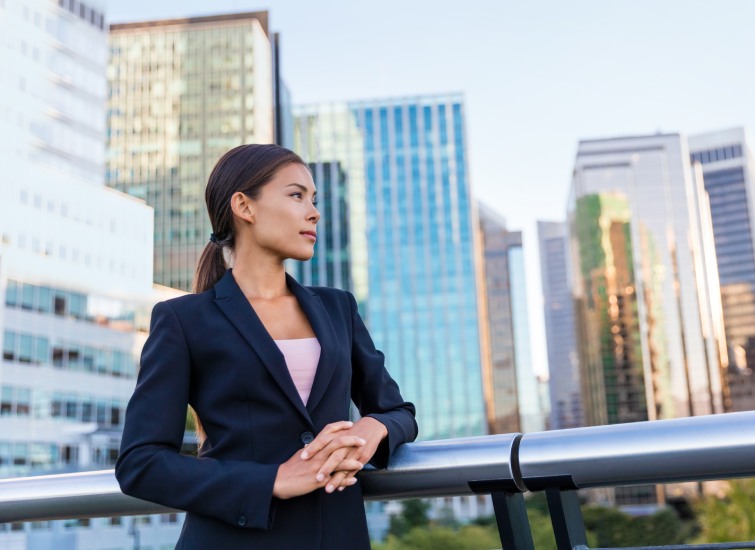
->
[326, 484, 334, 492]
[349, 477, 358, 484]
[316, 473, 324, 482]
[358, 438, 366, 445]
[357, 462, 364, 469]
[346, 421, 353, 426]
[301, 451, 309, 459]
[338, 487, 345, 492]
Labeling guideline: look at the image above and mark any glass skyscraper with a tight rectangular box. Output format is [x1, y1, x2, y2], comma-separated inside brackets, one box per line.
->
[537, 221, 583, 430]
[106, 12, 277, 290]
[478, 204, 543, 433]
[689, 128, 755, 411]
[294, 95, 489, 441]
[569, 133, 728, 427]
[290, 103, 369, 303]
[352, 94, 489, 440]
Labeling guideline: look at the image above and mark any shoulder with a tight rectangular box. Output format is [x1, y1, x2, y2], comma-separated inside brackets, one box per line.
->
[152, 288, 215, 318]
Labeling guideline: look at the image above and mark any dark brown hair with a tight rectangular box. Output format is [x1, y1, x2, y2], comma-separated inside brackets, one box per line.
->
[192, 143, 307, 294]
[190, 144, 307, 447]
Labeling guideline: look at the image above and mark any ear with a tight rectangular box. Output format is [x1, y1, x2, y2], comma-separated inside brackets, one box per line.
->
[230, 192, 256, 225]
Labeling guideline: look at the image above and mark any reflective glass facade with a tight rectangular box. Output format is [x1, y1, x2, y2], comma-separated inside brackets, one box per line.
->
[689, 128, 755, 411]
[572, 194, 648, 425]
[291, 104, 368, 300]
[107, 13, 275, 290]
[537, 221, 583, 430]
[296, 96, 487, 440]
[478, 205, 543, 433]
[352, 95, 487, 440]
[509, 245, 544, 432]
[477, 204, 520, 433]
[569, 134, 728, 427]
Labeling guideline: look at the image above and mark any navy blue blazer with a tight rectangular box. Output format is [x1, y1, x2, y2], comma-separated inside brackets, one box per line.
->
[115, 269, 417, 549]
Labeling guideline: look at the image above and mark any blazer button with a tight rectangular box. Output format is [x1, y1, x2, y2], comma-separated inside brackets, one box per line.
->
[237, 515, 247, 527]
[301, 431, 314, 445]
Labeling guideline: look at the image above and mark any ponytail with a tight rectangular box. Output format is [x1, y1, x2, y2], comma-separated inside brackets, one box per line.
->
[192, 240, 228, 294]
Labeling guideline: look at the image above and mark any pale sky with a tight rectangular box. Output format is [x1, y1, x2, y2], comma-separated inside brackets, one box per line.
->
[106, 0, 755, 376]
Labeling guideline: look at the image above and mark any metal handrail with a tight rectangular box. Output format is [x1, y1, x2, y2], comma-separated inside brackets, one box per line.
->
[518, 410, 755, 490]
[1, 411, 754, 525]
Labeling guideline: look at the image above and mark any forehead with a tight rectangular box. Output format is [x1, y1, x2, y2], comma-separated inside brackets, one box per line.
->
[270, 163, 316, 190]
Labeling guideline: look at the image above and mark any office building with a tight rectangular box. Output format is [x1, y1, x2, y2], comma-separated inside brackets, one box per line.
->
[290, 103, 369, 302]
[0, 1, 184, 546]
[349, 94, 490, 441]
[689, 128, 755, 411]
[295, 95, 489, 440]
[569, 134, 728, 428]
[478, 204, 543, 433]
[107, 12, 277, 290]
[538, 220, 583, 430]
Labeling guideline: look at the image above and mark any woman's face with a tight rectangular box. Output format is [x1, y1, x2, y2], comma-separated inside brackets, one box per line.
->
[247, 162, 320, 261]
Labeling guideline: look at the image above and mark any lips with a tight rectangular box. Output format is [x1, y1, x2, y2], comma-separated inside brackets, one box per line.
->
[300, 231, 317, 241]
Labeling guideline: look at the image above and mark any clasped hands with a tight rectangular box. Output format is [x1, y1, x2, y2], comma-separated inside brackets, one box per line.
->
[272, 417, 388, 500]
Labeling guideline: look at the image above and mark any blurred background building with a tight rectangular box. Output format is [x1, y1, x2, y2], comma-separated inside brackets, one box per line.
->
[290, 103, 369, 304]
[346, 93, 489, 442]
[538, 220, 583, 430]
[106, 11, 278, 291]
[569, 133, 728, 427]
[689, 128, 755, 412]
[0, 0, 184, 546]
[567, 133, 730, 505]
[478, 203, 546, 434]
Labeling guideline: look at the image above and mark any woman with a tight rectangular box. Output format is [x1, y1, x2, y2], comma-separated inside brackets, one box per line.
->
[115, 144, 418, 549]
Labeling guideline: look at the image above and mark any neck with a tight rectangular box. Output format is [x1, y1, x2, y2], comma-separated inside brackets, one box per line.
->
[231, 243, 289, 301]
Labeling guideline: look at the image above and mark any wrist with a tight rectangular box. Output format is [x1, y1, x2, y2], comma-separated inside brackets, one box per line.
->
[365, 416, 388, 439]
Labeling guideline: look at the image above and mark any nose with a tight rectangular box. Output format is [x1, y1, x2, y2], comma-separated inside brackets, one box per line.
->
[308, 204, 320, 224]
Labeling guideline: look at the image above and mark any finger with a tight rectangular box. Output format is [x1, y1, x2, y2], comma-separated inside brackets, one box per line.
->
[316, 449, 355, 482]
[305, 435, 366, 461]
[300, 422, 354, 459]
[325, 470, 349, 494]
[316, 459, 362, 484]
[337, 476, 359, 492]
[330, 460, 364, 474]
[322, 420, 354, 433]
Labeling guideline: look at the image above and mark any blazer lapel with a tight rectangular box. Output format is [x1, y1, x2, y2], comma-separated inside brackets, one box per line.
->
[285, 273, 340, 415]
[213, 270, 313, 427]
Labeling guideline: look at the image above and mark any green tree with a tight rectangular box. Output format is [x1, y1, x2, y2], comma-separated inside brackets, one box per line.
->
[582, 504, 693, 547]
[387, 499, 431, 538]
[375, 525, 500, 550]
[695, 479, 755, 543]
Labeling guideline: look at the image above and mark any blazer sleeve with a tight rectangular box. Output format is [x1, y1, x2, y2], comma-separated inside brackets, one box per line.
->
[346, 291, 418, 468]
[115, 301, 279, 531]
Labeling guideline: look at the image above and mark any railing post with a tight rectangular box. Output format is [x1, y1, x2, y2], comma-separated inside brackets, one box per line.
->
[545, 488, 588, 550]
[491, 491, 534, 550]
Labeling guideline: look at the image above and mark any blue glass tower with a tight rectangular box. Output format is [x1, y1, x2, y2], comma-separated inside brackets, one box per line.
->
[351, 94, 487, 440]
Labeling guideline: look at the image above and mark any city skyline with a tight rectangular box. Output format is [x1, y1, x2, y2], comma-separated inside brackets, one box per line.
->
[107, 0, 755, 375]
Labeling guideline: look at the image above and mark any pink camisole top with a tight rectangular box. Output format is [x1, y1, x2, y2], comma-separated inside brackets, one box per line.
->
[273, 337, 321, 405]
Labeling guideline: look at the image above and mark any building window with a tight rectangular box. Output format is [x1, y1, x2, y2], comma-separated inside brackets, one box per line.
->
[1, 387, 13, 415]
[3, 331, 15, 361]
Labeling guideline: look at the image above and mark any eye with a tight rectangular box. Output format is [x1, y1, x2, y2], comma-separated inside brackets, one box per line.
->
[312, 198, 318, 206]
[290, 192, 303, 199]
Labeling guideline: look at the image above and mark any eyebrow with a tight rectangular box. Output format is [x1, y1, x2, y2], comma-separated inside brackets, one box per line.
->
[286, 183, 317, 195]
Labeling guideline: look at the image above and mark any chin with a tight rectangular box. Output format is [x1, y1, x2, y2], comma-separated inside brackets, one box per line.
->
[290, 249, 316, 262]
